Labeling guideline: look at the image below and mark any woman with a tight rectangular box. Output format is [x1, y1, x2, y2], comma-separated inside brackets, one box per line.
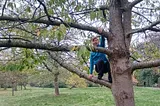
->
[89, 34, 112, 83]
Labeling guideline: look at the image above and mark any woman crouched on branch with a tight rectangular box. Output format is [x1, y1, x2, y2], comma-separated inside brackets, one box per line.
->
[88, 28, 112, 83]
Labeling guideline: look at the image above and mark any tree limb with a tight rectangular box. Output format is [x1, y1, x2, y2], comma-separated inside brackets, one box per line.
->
[128, 0, 144, 9]
[87, 46, 112, 56]
[0, 16, 110, 38]
[69, 4, 109, 15]
[0, 40, 112, 56]
[42, 62, 52, 72]
[1, 0, 7, 16]
[127, 20, 160, 35]
[48, 52, 111, 88]
[132, 59, 160, 71]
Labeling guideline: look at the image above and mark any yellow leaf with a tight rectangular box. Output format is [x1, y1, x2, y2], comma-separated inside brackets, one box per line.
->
[37, 31, 40, 36]
[35, 28, 40, 36]
[71, 46, 79, 51]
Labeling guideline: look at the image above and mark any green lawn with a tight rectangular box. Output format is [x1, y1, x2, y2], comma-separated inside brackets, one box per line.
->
[0, 87, 160, 106]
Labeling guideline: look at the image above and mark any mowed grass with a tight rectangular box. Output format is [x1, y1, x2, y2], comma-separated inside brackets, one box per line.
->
[0, 87, 160, 106]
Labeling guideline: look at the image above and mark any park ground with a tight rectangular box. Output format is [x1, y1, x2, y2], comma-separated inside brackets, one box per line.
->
[0, 87, 160, 106]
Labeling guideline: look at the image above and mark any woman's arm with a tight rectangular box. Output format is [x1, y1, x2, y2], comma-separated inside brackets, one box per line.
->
[99, 36, 105, 47]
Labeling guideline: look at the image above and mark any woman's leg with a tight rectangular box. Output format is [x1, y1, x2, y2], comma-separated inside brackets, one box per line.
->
[95, 60, 105, 80]
[104, 61, 112, 83]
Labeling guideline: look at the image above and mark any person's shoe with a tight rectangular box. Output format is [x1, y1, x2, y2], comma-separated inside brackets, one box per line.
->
[109, 79, 112, 83]
[98, 75, 102, 80]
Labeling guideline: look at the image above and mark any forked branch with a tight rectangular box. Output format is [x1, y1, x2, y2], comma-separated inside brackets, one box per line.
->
[127, 20, 160, 35]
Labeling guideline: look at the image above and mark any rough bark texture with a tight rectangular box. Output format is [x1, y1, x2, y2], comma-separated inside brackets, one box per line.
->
[109, 0, 134, 106]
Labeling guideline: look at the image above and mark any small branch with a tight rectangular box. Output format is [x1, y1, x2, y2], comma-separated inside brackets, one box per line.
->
[0, 37, 32, 42]
[1, 0, 7, 16]
[15, 27, 37, 36]
[130, 55, 141, 62]
[70, 4, 109, 15]
[48, 52, 111, 88]
[42, 62, 52, 72]
[132, 11, 152, 23]
[0, 47, 9, 51]
[132, 59, 160, 71]
[128, 0, 144, 9]
[32, 4, 41, 19]
[37, 0, 52, 22]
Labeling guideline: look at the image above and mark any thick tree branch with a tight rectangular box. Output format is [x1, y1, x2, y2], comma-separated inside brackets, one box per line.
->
[127, 20, 160, 35]
[0, 16, 110, 38]
[132, 59, 160, 71]
[48, 52, 111, 88]
[87, 46, 112, 56]
[0, 40, 112, 56]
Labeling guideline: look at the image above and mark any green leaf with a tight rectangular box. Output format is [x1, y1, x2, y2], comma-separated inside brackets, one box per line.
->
[26, 6, 31, 12]
[48, 9, 54, 14]
[90, 11, 96, 21]
[59, 24, 66, 34]
[7, 2, 14, 9]
[75, 5, 81, 11]
[77, 46, 90, 64]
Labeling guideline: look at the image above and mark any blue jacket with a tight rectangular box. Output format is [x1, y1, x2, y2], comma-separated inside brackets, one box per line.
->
[89, 36, 108, 74]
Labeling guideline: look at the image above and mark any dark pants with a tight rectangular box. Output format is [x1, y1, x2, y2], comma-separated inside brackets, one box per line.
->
[95, 60, 112, 83]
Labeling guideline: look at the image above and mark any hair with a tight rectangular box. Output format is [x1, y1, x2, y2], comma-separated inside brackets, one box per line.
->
[91, 36, 99, 42]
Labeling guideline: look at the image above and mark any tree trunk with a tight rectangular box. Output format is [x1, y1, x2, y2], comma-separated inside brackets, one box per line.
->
[15, 82, 17, 91]
[12, 81, 15, 96]
[3, 84, 7, 90]
[21, 84, 23, 90]
[54, 73, 59, 96]
[23, 84, 27, 90]
[108, 0, 134, 106]
[110, 57, 134, 106]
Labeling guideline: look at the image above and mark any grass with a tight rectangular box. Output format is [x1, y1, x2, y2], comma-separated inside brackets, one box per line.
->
[0, 87, 160, 106]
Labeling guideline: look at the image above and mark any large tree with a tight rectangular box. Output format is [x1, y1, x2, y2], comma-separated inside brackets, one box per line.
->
[0, 0, 160, 106]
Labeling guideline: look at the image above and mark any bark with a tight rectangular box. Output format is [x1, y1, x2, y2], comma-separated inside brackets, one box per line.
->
[14, 82, 17, 91]
[0, 16, 110, 37]
[12, 81, 15, 96]
[48, 52, 112, 88]
[108, 0, 135, 106]
[0, 40, 112, 56]
[132, 59, 160, 71]
[54, 73, 59, 96]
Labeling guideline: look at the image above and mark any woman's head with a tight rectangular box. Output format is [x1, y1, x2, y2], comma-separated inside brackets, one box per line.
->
[91, 36, 99, 46]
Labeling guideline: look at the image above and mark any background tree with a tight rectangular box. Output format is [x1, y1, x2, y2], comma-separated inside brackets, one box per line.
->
[131, 32, 160, 87]
[1, 0, 160, 106]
